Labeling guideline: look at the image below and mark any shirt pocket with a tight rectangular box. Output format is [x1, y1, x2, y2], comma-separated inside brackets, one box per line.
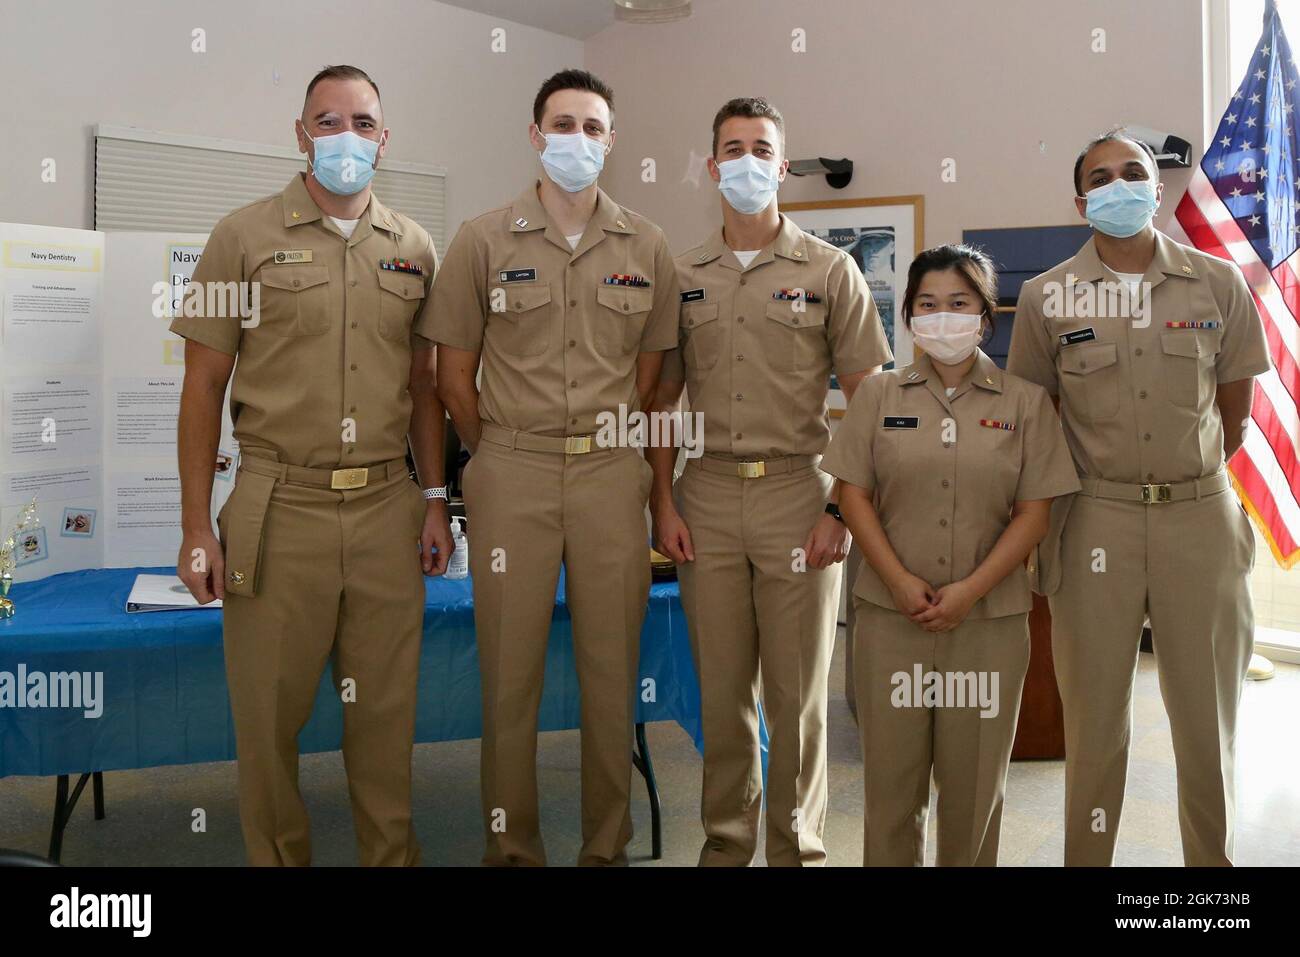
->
[763, 300, 827, 372]
[1058, 340, 1120, 420]
[490, 283, 552, 357]
[376, 268, 426, 343]
[681, 302, 722, 371]
[594, 284, 653, 357]
[257, 266, 331, 336]
[1160, 330, 1216, 409]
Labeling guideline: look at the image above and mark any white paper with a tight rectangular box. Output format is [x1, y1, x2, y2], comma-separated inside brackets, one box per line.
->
[110, 376, 182, 454]
[3, 374, 101, 460]
[125, 573, 221, 612]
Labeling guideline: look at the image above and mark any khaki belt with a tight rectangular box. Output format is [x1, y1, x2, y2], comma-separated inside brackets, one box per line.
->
[239, 449, 410, 489]
[1078, 469, 1231, 504]
[691, 453, 818, 480]
[479, 422, 613, 455]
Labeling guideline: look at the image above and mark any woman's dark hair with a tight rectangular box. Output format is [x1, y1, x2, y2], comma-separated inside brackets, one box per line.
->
[900, 243, 999, 341]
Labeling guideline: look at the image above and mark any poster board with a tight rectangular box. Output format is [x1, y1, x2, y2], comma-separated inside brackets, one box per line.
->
[0, 224, 234, 581]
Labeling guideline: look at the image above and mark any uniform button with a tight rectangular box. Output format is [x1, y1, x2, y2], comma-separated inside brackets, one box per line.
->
[687, 319, 694, 327]
[1135, 347, 1144, 356]
[1146, 472, 1155, 481]
[571, 417, 578, 425]
[349, 279, 357, 287]
[943, 441, 952, 449]
[939, 518, 948, 527]
[736, 354, 744, 361]
[941, 479, 950, 488]
[350, 406, 357, 413]
[737, 316, 745, 323]
[515, 300, 523, 309]
[570, 380, 578, 387]
[739, 278, 747, 286]
[938, 556, 946, 565]
[350, 363, 357, 371]
[292, 279, 301, 288]
[568, 339, 576, 348]
[793, 317, 801, 325]
[735, 393, 743, 401]
[622, 303, 630, 311]
[735, 432, 743, 439]
[1139, 389, 1148, 399]
[351, 321, 357, 328]
[569, 300, 577, 307]
[1144, 433, 1152, 441]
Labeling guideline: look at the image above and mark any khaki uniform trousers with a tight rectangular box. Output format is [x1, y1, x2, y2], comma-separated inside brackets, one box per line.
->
[462, 426, 653, 867]
[1049, 483, 1255, 866]
[219, 451, 426, 867]
[675, 457, 840, 867]
[853, 600, 1030, 867]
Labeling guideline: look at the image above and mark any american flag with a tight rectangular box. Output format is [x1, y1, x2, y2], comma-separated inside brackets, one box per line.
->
[1174, 0, 1300, 567]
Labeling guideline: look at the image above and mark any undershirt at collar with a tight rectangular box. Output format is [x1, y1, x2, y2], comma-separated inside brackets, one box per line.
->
[329, 216, 360, 239]
[732, 249, 761, 269]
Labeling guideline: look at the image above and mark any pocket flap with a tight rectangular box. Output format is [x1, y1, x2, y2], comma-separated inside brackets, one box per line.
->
[377, 269, 426, 300]
[1160, 331, 1208, 359]
[1060, 341, 1118, 375]
[504, 284, 552, 313]
[682, 302, 719, 329]
[596, 284, 652, 315]
[223, 470, 277, 598]
[260, 266, 330, 293]
[765, 299, 824, 329]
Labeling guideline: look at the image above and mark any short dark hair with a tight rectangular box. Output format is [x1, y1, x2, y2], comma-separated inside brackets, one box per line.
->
[303, 65, 381, 113]
[711, 97, 785, 156]
[533, 69, 615, 127]
[1073, 128, 1158, 196]
[901, 244, 1000, 342]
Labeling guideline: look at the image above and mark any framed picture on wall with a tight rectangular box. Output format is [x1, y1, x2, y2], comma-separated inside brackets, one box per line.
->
[784, 195, 924, 416]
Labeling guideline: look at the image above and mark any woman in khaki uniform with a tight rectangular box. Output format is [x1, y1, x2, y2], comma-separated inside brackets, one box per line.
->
[821, 245, 1080, 866]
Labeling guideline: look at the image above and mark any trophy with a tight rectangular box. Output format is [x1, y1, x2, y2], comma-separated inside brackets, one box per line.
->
[0, 497, 40, 620]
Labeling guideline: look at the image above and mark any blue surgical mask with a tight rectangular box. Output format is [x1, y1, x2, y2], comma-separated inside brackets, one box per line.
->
[306, 129, 379, 195]
[539, 132, 607, 192]
[1084, 178, 1158, 238]
[717, 154, 781, 214]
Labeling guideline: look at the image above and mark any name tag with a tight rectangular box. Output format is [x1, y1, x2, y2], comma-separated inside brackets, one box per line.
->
[681, 288, 706, 303]
[882, 416, 920, 430]
[1059, 327, 1096, 346]
[499, 268, 537, 283]
[273, 249, 313, 264]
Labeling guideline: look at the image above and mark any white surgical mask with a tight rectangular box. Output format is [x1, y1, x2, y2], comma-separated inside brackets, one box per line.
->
[717, 154, 780, 214]
[539, 131, 607, 192]
[910, 311, 984, 365]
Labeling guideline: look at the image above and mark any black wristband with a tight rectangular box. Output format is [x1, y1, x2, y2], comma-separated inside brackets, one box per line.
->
[825, 503, 844, 523]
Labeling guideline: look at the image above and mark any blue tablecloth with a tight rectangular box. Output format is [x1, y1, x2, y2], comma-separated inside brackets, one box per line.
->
[0, 567, 705, 778]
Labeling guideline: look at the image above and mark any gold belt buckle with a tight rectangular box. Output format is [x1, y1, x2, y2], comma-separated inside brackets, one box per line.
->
[564, 435, 593, 455]
[1141, 483, 1172, 504]
[330, 467, 369, 490]
[738, 461, 766, 479]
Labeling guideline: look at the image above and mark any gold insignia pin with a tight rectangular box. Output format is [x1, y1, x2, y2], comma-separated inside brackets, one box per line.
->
[793, 250, 803, 257]
[291, 211, 300, 219]
[985, 376, 994, 384]
[616, 220, 626, 228]
[1182, 265, 1192, 273]
[230, 571, 246, 584]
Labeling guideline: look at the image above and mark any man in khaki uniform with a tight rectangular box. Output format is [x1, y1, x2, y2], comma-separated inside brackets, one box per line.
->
[1008, 131, 1270, 866]
[428, 70, 678, 867]
[174, 66, 452, 866]
[648, 98, 891, 866]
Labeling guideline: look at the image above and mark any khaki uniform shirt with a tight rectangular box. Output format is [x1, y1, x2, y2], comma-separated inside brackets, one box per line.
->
[1007, 231, 1271, 484]
[664, 214, 892, 458]
[821, 349, 1080, 618]
[169, 173, 437, 469]
[420, 180, 679, 436]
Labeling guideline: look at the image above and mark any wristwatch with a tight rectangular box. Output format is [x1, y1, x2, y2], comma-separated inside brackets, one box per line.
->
[824, 503, 844, 523]
[422, 486, 449, 502]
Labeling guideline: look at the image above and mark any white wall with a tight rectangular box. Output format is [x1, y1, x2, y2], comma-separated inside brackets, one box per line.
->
[0, 0, 583, 238]
[585, 0, 1206, 251]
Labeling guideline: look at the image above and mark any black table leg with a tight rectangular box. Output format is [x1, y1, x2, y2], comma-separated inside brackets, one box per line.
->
[48, 775, 69, 862]
[47, 771, 100, 863]
[632, 722, 662, 860]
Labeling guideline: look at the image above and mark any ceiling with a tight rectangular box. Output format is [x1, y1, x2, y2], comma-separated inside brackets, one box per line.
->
[436, 0, 696, 40]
